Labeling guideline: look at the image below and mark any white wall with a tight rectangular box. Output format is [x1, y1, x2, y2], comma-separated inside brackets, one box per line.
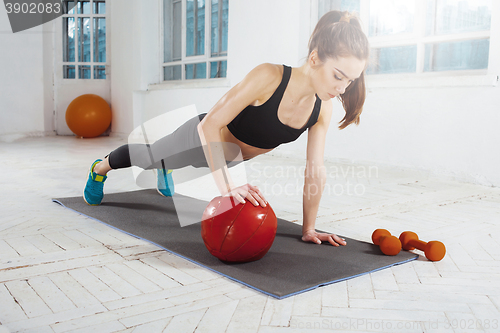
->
[1, 0, 498, 186]
[75, 0, 500, 187]
[108, 0, 162, 135]
[227, 0, 312, 84]
[0, 6, 54, 142]
[313, 85, 500, 186]
[274, 78, 500, 187]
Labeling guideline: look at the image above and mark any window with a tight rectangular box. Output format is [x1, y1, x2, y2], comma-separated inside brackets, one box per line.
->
[318, 0, 359, 15]
[62, 0, 107, 79]
[163, 0, 228, 81]
[423, 0, 490, 72]
[318, 0, 492, 75]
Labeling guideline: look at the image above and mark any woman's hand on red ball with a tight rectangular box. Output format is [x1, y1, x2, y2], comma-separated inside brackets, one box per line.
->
[227, 184, 267, 207]
[302, 230, 347, 246]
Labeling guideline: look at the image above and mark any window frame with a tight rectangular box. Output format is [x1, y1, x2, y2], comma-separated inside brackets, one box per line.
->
[159, 0, 229, 84]
[314, 0, 499, 88]
[61, 0, 108, 81]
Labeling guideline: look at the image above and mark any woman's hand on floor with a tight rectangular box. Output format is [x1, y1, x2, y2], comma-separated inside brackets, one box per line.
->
[302, 230, 347, 246]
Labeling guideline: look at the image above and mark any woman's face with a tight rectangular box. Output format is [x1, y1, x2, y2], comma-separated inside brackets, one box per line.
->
[313, 55, 366, 101]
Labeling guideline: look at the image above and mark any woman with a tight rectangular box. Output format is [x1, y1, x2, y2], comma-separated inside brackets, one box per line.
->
[84, 10, 369, 247]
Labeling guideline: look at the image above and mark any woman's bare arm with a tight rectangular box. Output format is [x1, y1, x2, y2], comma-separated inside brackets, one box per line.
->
[301, 100, 346, 246]
[197, 63, 281, 205]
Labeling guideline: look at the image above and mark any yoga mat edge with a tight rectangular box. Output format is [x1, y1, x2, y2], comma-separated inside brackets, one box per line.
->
[52, 191, 419, 299]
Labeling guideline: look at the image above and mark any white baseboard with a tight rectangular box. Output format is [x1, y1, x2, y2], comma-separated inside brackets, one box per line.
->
[0, 131, 56, 143]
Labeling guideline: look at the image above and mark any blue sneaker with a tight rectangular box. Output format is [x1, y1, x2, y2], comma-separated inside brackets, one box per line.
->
[83, 159, 107, 205]
[157, 168, 174, 197]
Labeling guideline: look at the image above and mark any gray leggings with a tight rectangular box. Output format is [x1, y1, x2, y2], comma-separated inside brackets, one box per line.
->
[108, 113, 241, 171]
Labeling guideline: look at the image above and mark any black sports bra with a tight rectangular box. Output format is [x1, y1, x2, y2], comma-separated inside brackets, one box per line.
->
[227, 65, 322, 149]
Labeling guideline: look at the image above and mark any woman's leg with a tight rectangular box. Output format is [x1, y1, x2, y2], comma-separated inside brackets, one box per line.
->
[84, 114, 208, 205]
[94, 156, 112, 175]
[108, 113, 208, 171]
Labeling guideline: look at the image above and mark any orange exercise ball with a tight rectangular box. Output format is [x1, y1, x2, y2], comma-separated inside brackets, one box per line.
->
[66, 94, 111, 138]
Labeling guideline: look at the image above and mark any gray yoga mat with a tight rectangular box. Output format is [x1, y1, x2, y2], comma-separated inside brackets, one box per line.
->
[53, 189, 418, 299]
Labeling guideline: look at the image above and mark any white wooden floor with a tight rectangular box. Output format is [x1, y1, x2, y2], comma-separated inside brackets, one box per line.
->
[1, 136, 499, 333]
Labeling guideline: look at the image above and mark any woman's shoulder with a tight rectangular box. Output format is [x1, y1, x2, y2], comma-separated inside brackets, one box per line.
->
[243, 63, 283, 89]
[249, 63, 283, 77]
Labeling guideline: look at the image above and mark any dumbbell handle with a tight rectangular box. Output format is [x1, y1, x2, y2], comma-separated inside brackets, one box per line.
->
[400, 231, 446, 261]
[405, 238, 428, 250]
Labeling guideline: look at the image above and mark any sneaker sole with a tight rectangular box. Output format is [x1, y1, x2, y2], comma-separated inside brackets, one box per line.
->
[156, 188, 173, 197]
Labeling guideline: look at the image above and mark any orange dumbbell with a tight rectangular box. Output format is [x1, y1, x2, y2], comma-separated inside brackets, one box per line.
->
[371, 229, 401, 256]
[399, 231, 446, 261]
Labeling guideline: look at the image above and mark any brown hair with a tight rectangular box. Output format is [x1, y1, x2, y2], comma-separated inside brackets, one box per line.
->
[309, 11, 370, 129]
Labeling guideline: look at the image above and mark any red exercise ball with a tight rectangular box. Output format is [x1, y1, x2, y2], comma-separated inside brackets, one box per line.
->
[201, 196, 277, 263]
[66, 94, 111, 138]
